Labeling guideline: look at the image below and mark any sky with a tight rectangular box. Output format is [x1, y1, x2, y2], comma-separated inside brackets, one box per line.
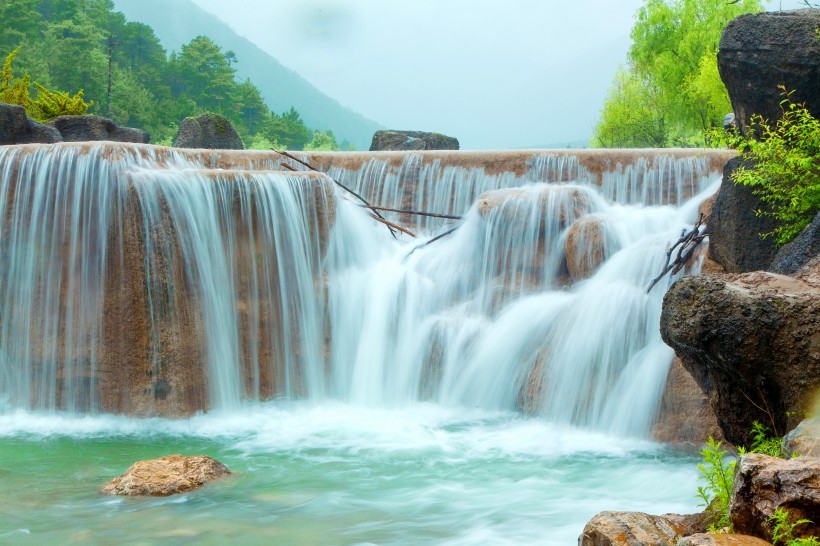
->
[190, 0, 809, 149]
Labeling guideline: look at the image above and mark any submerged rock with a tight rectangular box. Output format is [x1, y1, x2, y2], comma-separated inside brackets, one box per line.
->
[730, 453, 820, 541]
[369, 130, 459, 151]
[101, 454, 231, 496]
[173, 113, 244, 150]
[579, 511, 706, 546]
[0, 103, 62, 145]
[783, 418, 820, 458]
[565, 216, 609, 282]
[48, 115, 149, 143]
[660, 269, 820, 446]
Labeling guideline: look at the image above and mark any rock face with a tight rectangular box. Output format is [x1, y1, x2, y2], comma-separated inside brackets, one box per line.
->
[770, 211, 820, 275]
[730, 453, 820, 541]
[676, 534, 772, 546]
[579, 511, 705, 546]
[718, 9, 820, 135]
[783, 418, 820, 458]
[708, 158, 780, 273]
[565, 216, 608, 281]
[660, 270, 820, 446]
[369, 130, 459, 151]
[0, 103, 62, 145]
[101, 454, 231, 496]
[652, 357, 723, 445]
[48, 115, 149, 143]
[173, 113, 244, 150]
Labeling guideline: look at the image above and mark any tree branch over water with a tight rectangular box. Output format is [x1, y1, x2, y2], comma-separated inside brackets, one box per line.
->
[646, 214, 708, 293]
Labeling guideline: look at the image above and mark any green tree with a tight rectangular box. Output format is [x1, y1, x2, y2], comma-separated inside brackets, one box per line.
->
[304, 129, 340, 151]
[592, 68, 669, 148]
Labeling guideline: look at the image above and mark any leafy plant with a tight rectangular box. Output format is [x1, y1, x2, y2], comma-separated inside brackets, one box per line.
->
[730, 88, 820, 246]
[750, 421, 783, 457]
[697, 437, 736, 532]
[771, 508, 819, 546]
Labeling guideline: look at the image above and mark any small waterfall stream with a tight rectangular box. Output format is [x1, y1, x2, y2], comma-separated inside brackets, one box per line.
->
[0, 142, 727, 544]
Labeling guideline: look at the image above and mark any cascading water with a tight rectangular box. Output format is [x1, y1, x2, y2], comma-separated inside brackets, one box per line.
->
[0, 142, 726, 545]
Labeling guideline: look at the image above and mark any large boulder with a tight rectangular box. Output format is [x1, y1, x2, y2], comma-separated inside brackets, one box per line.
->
[579, 511, 707, 546]
[0, 103, 62, 145]
[770, 211, 820, 275]
[173, 113, 244, 150]
[730, 453, 820, 541]
[708, 158, 780, 273]
[48, 115, 149, 143]
[369, 130, 459, 151]
[718, 9, 820, 136]
[782, 418, 820, 458]
[101, 454, 231, 496]
[660, 270, 820, 446]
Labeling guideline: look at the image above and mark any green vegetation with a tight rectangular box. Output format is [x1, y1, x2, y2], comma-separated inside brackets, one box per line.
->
[771, 508, 820, 546]
[0, 0, 341, 149]
[726, 91, 820, 246]
[592, 0, 762, 148]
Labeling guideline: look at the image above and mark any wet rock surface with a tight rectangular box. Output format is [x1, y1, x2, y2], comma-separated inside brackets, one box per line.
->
[579, 511, 706, 546]
[783, 418, 820, 458]
[676, 533, 772, 546]
[101, 454, 231, 496]
[369, 130, 459, 151]
[173, 113, 244, 150]
[770, 211, 820, 276]
[730, 453, 820, 542]
[48, 115, 149, 143]
[0, 103, 62, 145]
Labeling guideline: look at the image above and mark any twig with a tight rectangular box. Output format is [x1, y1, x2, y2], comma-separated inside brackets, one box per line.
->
[274, 149, 397, 238]
[404, 227, 458, 261]
[369, 214, 416, 238]
[360, 205, 461, 220]
[646, 214, 708, 293]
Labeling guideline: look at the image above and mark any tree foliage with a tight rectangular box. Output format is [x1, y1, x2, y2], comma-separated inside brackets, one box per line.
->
[593, 0, 762, 148]
[0, 0, 342, 148]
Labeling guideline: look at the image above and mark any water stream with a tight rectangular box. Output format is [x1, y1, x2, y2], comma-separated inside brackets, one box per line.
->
[0, 143, 723, 544]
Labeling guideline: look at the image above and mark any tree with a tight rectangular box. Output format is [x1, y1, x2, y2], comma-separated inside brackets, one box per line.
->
[592, 68, 669, 148]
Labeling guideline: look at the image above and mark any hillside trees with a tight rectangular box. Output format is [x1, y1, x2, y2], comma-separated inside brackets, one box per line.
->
[592, 0, 762, 147]
[0, 0, 340, 148]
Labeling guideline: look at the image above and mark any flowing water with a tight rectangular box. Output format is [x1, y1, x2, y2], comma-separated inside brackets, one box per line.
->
[0, 143, 724, 544]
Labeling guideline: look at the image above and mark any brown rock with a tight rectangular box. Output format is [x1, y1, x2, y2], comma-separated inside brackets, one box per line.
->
[48, 115, 149, 143]
[565, 215, 609, 281]
[578, 511, 695, 546]
[783, 418, 820, 458]
[676, 533, 771, 545]
[660, 271, 820, 446]
[652, 357, 723, 445]
[101, 454, 231, 496]
[699, 193, 718, 224]
[369, 130, 459, 151]
[730, 453, 820, 541]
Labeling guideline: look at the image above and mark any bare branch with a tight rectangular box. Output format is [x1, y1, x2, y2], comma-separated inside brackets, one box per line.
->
[646, 214, 708, 293]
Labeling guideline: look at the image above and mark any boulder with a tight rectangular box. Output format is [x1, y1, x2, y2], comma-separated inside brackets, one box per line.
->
[783, 418, 820, 458]
[652, 357, 723, 445]
[770, 211, 820, 276]
[708, 158, 780, 273]
[579, 511, 706, 546]
[101, 454, 230, 496]
[660, 271, 820, 446]
[0, 103, 62, 145]
[173, 113, 244, 150]
[676, 534, 771, 546]
[730, 453, 820, 541]
[369, 130, 459, 151]
[722, 113, 737, 132]
[48, 115, 149, 143]
[565, 216, 609, 281]
[718, 9, 820, 136]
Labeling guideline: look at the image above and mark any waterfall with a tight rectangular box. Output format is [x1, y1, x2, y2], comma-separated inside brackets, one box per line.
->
[0, 143, 724, 437]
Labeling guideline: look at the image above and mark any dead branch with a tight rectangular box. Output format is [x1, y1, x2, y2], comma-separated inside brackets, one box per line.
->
[403, 227, 458, 261]
[369, 214, 416, 238]
[360, 205, 461, 220]
[274, 149, 398, 239]
[646, 214, 708, 293]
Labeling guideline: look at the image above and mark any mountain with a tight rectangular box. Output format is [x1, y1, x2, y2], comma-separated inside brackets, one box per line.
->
[112, 0, 381, 149]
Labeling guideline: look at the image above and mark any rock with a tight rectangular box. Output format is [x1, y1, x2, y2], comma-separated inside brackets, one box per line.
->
[369, 130, 459, 151]
[0, 103, 63, 145]
[699, 193, 718, 225]
[722, 113, 737, 132]
[770, 211, 820, 276]
[173, 113, 244, 150]
[718, 9, 820, 136]
[708, 158, 780, 273]
[48, 115, 149, 143]
[783, 418, 820, 458]
[579, 511, 704, 546]
[676, 534, 771, 546]
[101, 454, 230, 496]
[730, 453, 820, 541]
[565, 216, 609, 281]
[660, 272, 820, 446]
[652, 357, 723, 445]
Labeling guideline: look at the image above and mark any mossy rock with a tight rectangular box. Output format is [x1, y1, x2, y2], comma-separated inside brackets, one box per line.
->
[173, 113, 243, 150]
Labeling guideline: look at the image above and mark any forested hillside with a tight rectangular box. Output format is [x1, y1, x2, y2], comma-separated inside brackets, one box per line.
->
[0, 0, 362, 149]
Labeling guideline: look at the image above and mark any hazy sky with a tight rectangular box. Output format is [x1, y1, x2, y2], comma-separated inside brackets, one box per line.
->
[190, 0, 807, 149]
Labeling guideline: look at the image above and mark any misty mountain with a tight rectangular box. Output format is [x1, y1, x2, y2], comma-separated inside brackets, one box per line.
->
[112, 0, 381, 149]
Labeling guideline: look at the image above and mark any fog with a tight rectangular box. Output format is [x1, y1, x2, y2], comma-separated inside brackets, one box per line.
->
[191, 0, 810, 149]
